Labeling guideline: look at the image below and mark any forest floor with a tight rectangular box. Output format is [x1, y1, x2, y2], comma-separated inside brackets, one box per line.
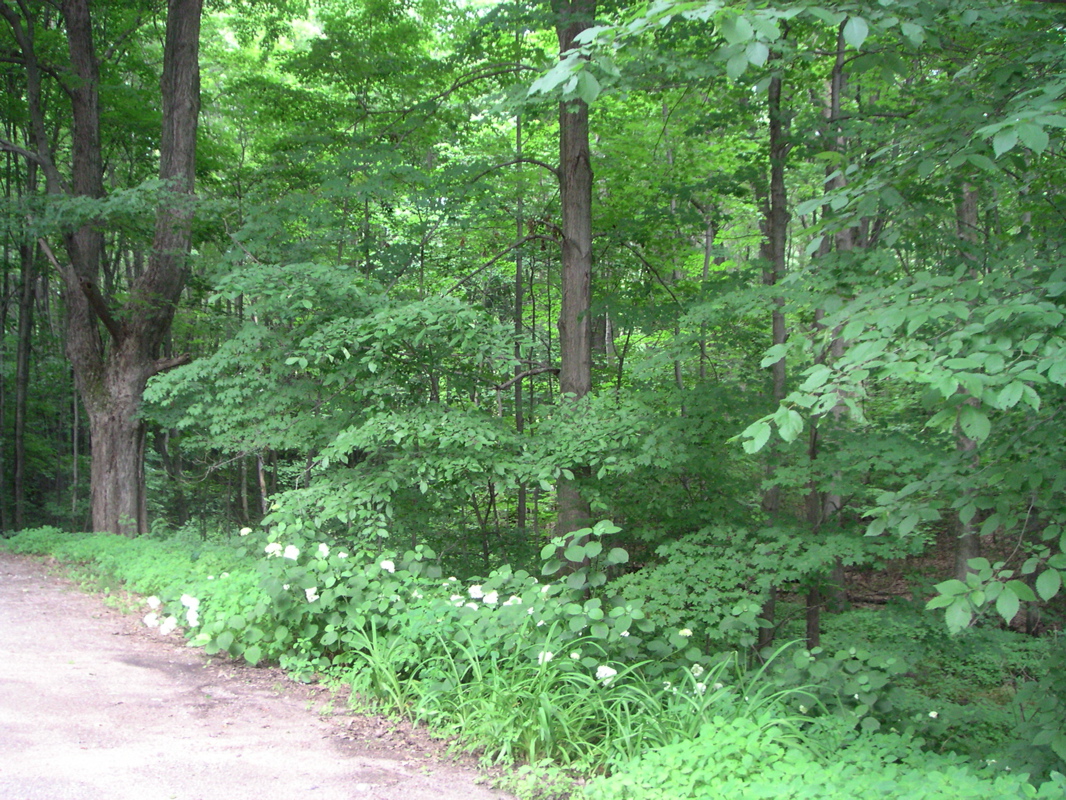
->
[0, 551, 515, 800]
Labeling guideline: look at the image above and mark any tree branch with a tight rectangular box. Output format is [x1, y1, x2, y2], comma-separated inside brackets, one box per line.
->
[446, 233, 559, 295]
[79, 277, 124, 343]
[469, 158, 560, 184]
[149, 353, 191, 377]
[494, 365, 559, 392]
[0, 136, 46, 165]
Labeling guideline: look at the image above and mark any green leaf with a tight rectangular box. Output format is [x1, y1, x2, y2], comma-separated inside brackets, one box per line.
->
[843, 17, 869, 50]
[933, 579, 968, 596]
[945, 600, 972, 633]
[997, 382, 1024, 409]
[1006, 580, 1037, 602]
[746, 41, 769, 67]
[726, 52, 748, 80]
[606, 547, 629, 565]
[742, 420, 771, 453]
[574, 71, 602, 105]
[996, 588, 1020, 622]
[899, 21, 924, 44]
[1036, 568, 1062, 600]
[958, 405, 991, 442]
[244, 645, 262, 664]
[993, 129, 1018, 157]
[777, 409, 804, 443]
[1017, 122, 1049, 154]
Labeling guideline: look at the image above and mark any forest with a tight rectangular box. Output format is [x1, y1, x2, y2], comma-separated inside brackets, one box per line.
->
[1, 0, 1065, 797]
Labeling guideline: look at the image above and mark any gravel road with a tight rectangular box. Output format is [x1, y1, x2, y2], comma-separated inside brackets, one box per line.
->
[0, 552, 515, 800]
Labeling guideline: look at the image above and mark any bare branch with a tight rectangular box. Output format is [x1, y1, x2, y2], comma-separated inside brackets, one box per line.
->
[445, 233, 559, 295]
[149, 352, 191, 377]
[469, 158, 560, 184]
[494, 365, 559, 392]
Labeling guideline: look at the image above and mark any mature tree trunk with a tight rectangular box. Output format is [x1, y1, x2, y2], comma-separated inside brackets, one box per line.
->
[57, 0, 201, 535]
[553, 0, 595, 537]
[13, 235, 37, 529]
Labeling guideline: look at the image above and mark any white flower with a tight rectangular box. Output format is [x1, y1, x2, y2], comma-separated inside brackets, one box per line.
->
[799, 705, 808, 714]
[527, 607, 535, 615]
[380, 560, 395, 573]
[570, 652, 581, 660]
[929, 711, 938, 719]
[713, 682, 724, 690]
[678, 628, 693, 637]
[482, 591, 499, 605]
[318, 543, 330, 558]
[596, 665, 618, 685]
[265, 542, 282, 557]
[450, 594, 463, 603]
[305, 587, 319, 603]
[540, 584, 551, 594]
[240, 527, 252, 536]
[207, 575, 214, 580]
[620, 630, 630, 637]
[186, 609, 199, 627]
[283, 544, 300, 560]
[503, 595, 522, 606]
[537, 651, 554, 665]
[158, 616, 177, 635]
[283, 584, 290, 590]
[338, 552, 348, 559]
[465, 602, 479, 610]
[146, 596, 161, 610]
[143, 612, 160, 628]
[220, 572, 229, 578]
[180, 594, 199, 611]
[412, 590, 423, 599]
[695, 682, 707, 696]
[536, 619, 545, 626]
[691, 664, 705, 677]
[468, 584, 483, 599]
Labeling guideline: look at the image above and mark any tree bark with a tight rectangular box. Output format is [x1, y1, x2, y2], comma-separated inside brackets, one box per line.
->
[57, 0, 202, 534]
[553, 0, 595, 537]
[757, 71, 791, 653]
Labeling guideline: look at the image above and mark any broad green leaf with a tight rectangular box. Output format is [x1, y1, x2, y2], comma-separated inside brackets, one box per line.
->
[843, 17, 869, 50]
[995, 588, 1019, 622]
[574, 71, 602, 105]
[747, 41, 769, 67]
[721, 15, 754, 44]
[777, 409, 804, 443]
[1017, 122, 1049, 154]
[244, 645, 262, 664]
[1006, 580, 1036, 602]
[958, 404, 991, 442]
[1036, 568, 1062, 600]
[997, 382, 1024, 409]
[933, 578, 968, 596]
[945, 600, 972, 633]
[993, 129, 1018, 157]
[900, 21, 924, 44]
[726, 52, 748, 79]
[606, 547, 629, 565]
[742, 420, 771, 453]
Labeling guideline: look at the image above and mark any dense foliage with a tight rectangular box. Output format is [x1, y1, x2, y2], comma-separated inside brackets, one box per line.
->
[3, 0, 1066, 796]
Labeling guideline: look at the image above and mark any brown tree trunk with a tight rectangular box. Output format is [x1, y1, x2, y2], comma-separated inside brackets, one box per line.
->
[56, 0, 201, 535]
[757, 71, 791, 653]
[13, 231, 37, 529]
[554, 0, 595, 537]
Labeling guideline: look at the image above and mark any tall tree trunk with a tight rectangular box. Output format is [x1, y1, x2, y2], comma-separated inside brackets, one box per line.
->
[553, 0, 595, 537]
[757, 70, 791, 653]
[13, 229, 36, 528]
[55, 0, 201, 535]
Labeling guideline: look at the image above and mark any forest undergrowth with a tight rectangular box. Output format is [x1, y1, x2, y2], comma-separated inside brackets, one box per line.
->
[3, 522, 1064, 800]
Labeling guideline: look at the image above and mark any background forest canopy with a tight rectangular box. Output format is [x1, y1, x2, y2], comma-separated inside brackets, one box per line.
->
[3, 0, 1066, 789]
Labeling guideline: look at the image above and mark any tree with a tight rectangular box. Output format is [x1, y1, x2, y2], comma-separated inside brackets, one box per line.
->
[1, 0, 202, 534]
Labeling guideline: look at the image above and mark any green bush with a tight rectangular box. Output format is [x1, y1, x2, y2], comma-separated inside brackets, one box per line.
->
[583, 722, 1066, 800]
